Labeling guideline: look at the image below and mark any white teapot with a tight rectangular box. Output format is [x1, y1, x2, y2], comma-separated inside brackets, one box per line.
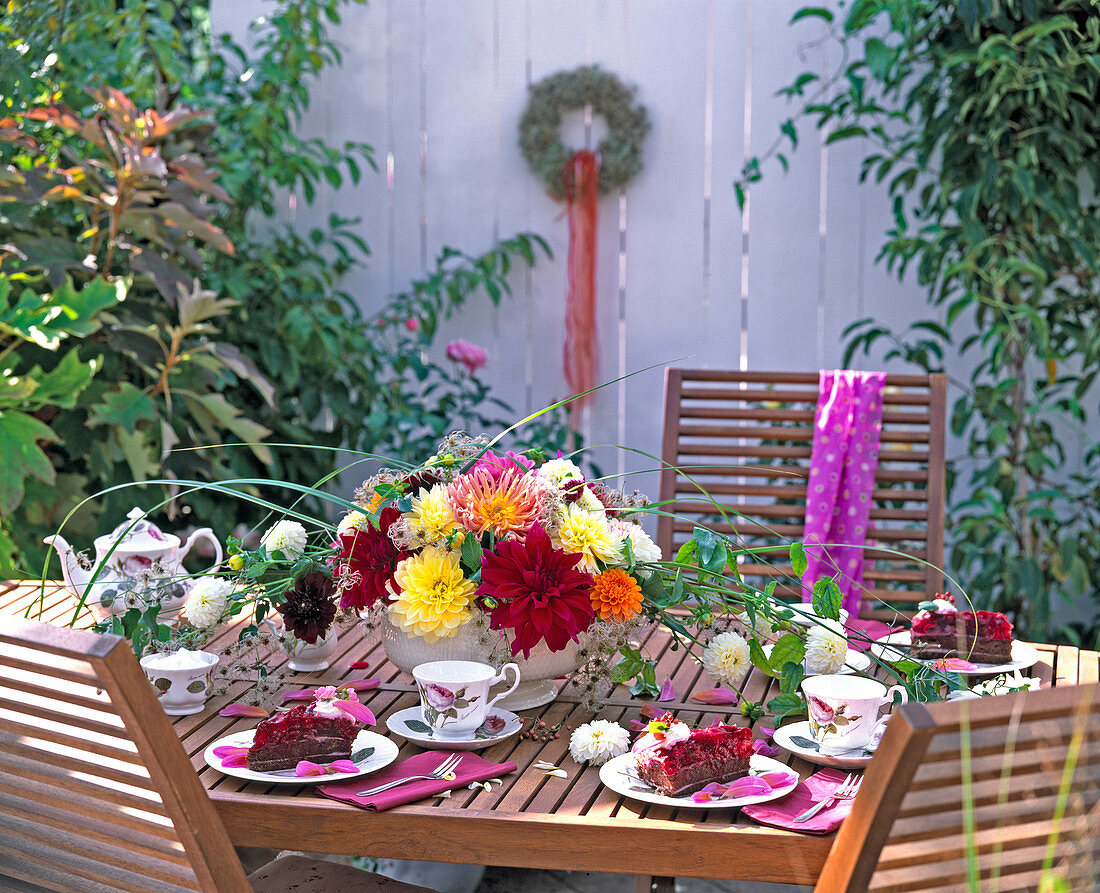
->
[44, 507, 223, 622]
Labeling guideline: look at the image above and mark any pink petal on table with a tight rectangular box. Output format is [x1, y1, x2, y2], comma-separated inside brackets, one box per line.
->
[348, 661, 371, 670]
[657, 677, 676, 702]
[756, 771, 796, 789]
[219, 703, 269, 718]
[327, 760, 359, 774]
[752, 739, 780, 757]
[334, 699, 376, 726]
[283, 688, 317, 701]
[212, 745, 249, 759]
[933, 657, 979, 673]
[639, 703, 663, 720]
[295, 761, 326, 777]
[691, 688, 740, 705]
[342, 678, 380, 692]
[758, 727, 775, 739]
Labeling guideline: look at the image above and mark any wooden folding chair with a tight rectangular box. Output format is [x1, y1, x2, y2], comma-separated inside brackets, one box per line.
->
[0, 618, 436, 893]
[816, 683, 1100, 892]
[656, 369, 947, 620]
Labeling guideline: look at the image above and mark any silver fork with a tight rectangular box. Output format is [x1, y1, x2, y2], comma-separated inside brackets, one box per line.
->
[793, 772, 862, 823]
[356, 753, 462, 797]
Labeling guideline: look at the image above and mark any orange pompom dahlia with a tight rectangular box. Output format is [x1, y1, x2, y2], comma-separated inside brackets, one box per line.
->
[590, 568, 643, 621]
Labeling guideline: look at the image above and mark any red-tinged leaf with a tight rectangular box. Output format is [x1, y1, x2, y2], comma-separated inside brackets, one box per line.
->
[348, 661, 371, 670]
[334, 699, 376, 726]
[691, 688, 740, 705]
[283, 688, 317, 701]
[327, 760, 359, 774]
[295, 760, 326, 777]
[219, 703, 269, 718]
[342, 678, 380, 692]
[657, 677, 675, 702]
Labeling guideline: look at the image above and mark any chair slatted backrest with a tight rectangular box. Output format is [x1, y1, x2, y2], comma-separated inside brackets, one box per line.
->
[657, 369, 947, 620]
[817, 684, 1100, 892]
[0, 618, 251, 893]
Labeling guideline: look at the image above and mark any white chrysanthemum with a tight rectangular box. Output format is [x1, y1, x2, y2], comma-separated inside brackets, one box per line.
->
[537, 457, 584, 487]
[337, 510, 370, 537]
[260, 520, 308, 560]
[552, 503, 623, 573]
[182, 577, 234, 630]
[569, 719, 630, 765]
[611, 520, 662, 565]
[702, 631, 751, 687]
[804, 625, 849, 674]
[736, 610, 773, 641]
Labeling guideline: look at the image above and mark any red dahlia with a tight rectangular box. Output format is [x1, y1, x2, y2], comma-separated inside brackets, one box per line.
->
[333, 507, 410, 611]
[478, 522, 595, 658]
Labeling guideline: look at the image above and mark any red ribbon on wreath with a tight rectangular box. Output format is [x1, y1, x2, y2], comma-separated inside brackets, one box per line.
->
[561, 149, 599, 408]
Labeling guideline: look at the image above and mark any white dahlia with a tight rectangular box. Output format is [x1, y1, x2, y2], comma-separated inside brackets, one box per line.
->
[569, 719, 631, 766]
[611, 520, 662, 565]
[701, 631, 751, 687]
[804, 625, 849, 675]
[260, 520, 308, 560]
[182, 577, 234, 630]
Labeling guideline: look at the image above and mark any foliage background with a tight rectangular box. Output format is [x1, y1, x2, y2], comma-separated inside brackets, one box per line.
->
[0, 0, 566, 577]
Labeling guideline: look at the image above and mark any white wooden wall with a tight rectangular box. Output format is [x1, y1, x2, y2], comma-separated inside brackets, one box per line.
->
[211, 0, 939, 494]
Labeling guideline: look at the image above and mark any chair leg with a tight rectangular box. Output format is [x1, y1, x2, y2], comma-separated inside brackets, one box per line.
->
[634, 876, 675, 893]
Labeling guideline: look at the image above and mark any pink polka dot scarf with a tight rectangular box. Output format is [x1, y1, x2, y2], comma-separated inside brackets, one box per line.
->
[801, 370, 887, 617]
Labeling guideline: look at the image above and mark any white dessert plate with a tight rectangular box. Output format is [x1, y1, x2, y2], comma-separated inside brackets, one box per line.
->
[204, 729, 398, 785]
[599, 753, 798, 810]
[772, 721, 875, 769]
[386, 706, 523, 751]
[871, 631, 1041, 676]
[764, 643, 872, 675]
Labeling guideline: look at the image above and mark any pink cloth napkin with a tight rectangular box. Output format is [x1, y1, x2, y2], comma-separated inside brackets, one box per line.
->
[741, 766, 858, 834]
[316, 751, 516, 812]
[845, 617, 903, 652]
[802, 370, 887, 618]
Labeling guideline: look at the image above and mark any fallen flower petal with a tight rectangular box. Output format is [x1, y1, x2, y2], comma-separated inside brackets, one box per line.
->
[752, 739, 780, 757]
[327, 760, 359, 774]
[533, 760, 558, 771]
[933, 657, 979, 673]
[657, 677, 676, 702]
[436, 790, 452, 798]
[639, 703, 663, 720]
[219, 703, 269, 718]
[758, 727, 775, 739]
[756, 771, 796, 789]
[348, 661, 371, 669]
[691, 688, 740, 705]
[628, 720, 649, 731]
[220, 753, 250, 768]
[334, 699, 377, 726]
[720, 776, 773, 797]
[342, 678, 381, 692]
[283, 688, 317, 701]
[295, 761, 326, 777]
[212, 745, 249, 759]
[468, 781, 492, 792]
[546, 769, 568, 778]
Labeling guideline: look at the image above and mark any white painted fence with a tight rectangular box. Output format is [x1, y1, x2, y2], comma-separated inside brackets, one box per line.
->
[211, 1, 968, 494]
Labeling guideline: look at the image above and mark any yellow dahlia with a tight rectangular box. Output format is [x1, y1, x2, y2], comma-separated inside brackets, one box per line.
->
[553, 503, 624, 574]
[389, 546, 476, 642]
[590, 568, 643, 621]
[406, 484, 462, 546]
[447, 468, 543, 539]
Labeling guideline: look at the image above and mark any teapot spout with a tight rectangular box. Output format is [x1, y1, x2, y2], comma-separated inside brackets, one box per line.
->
[43, 534, 90, 593]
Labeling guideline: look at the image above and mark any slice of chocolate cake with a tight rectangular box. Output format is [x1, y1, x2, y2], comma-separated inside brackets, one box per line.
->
[634, 717, 753, 798]
[910, 595, 1013, 664]
[246, 703, 360, 772]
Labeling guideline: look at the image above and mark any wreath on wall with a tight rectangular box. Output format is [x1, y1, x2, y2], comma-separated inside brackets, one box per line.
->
[518, 66, 650, 413]
[519, 65, 650, 200]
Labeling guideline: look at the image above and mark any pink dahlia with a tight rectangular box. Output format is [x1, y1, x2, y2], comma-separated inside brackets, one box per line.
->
[333, 507, 410, 610]
[447, 467, 543, 539]
[472, 449, 536, 480]
[478, 522, 595, 658]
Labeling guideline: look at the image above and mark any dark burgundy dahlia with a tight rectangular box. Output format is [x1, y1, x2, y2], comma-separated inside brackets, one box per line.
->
[278, 570, 338, 644]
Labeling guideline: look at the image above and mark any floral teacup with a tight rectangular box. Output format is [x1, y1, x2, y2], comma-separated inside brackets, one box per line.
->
[801, 674, 907, 753]
[413, 659, 520, 737]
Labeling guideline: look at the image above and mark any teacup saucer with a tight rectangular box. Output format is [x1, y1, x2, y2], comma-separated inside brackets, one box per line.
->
[772, 720, 876, 769]
[386, 706, 523, 751]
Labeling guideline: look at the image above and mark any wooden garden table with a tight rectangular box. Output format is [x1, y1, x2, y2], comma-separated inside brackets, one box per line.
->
[3, 579, 1096, 889]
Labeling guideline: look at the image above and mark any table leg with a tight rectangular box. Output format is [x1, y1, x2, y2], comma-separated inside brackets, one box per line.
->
[634, 876, 675, 893]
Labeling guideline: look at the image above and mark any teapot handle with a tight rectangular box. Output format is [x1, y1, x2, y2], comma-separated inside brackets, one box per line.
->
[179, 528, 224, 573]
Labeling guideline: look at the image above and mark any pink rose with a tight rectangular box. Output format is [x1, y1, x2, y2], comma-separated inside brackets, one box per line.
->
[424, 683, 455, 711]
[446, 339, 488, 374]
[480, 714, 506, 733]
[807, 694, 836, 725]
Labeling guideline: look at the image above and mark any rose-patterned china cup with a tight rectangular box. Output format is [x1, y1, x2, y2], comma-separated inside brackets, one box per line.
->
[412, 659, 520, 737]
[801, 674, 908, 753]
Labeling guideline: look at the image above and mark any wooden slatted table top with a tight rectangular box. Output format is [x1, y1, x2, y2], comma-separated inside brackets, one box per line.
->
[4, 580, 1096, 886]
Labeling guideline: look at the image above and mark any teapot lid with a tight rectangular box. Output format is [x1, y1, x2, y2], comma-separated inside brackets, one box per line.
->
[97, 507, 179, 552]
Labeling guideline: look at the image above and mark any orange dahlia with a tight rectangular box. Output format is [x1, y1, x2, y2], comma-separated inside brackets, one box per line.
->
[447, 467, 543, 539]
[590, 568, 643, 621]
